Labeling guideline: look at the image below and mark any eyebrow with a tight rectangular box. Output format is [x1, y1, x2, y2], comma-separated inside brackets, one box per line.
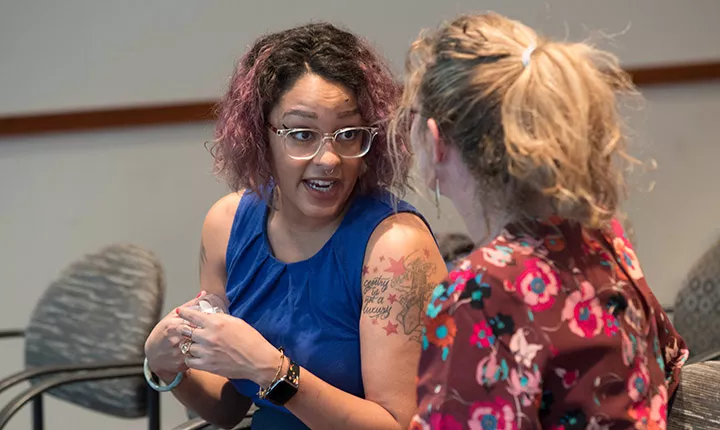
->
[282, 109, 317, 119]
[281, 108, 360, 120]
[337, 108, 360, 119]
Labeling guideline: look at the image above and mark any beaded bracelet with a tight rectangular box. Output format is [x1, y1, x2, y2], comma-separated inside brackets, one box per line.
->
[143, 357, 184, 392]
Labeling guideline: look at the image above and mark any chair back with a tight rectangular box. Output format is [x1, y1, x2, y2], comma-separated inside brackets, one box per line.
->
[24, 244, 164, 418]
[673, 238, 720, 359]
[668, 361, 720, 429]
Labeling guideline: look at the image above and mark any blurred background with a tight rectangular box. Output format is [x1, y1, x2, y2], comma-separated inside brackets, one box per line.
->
[0, 0, 719, 428]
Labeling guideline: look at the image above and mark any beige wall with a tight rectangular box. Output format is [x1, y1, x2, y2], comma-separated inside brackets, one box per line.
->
[1, 1, 719, 428]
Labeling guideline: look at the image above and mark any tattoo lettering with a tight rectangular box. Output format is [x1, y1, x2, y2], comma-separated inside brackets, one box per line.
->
[362, 250, 438, 341]
[362, 276, 392, 320]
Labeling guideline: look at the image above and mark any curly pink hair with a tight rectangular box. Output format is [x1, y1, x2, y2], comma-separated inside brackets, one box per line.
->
[211, 22, 411, 200]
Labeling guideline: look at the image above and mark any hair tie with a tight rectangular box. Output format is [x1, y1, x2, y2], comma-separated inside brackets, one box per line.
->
[521, 43, 536, 67]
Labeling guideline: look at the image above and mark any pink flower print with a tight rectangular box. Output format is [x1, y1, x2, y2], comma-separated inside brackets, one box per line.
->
[627, 362, 651, 402]
[610, 218, 630, 243]
[448, 268, 475, 284]
[468, 398, 518, 430]
[561, 281, 604, 338]
[515, 259, 560, 312]
[650, 385, 668, 429]
[555, 368, 580, 389]
[446, 267, 475, 296]
[621, 331, 637, 366]
[507, 368, 542, 406]
[456, 259, 473, 271]
[430, 413, 463, 430]
[471, 320, 496, 349]
[483, 246, 513, 267]
[603, 312, 620, 337]
[476, 350, 505, 386]
[613, 237, 644, 281]
[508, 236, 543, 256]
[503, 279, 516, 293]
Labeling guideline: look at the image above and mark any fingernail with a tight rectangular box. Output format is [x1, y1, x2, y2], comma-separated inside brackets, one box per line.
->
[175, 308, 180, 315]
[195, 292, 202, 298]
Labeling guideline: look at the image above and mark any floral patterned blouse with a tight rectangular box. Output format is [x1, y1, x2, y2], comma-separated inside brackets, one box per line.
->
[412, 218, 688, 430]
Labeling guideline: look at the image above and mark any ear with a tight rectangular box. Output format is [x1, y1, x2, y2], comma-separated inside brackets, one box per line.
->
[426, 118, 447, 164]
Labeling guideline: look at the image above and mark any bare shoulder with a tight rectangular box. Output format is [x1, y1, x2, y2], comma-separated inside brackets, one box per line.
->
[204, 191, 244, 232]
[199, 191, 244, 296]
[361, 212, 447, 341]
[367, 212, 436, 250]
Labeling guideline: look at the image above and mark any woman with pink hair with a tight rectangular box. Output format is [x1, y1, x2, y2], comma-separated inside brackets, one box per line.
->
[144, 22, 446, 429]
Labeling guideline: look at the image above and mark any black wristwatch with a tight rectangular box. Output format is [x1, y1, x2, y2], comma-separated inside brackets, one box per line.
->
[264, 359, 300, 406]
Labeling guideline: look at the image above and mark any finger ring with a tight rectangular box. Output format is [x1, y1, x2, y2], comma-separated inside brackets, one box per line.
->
[179, 339, 193, 356]
[181, 325, 195, 339]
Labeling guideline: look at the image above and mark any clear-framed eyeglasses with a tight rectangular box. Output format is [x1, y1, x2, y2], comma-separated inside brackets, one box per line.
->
[268, 124, 378, 161]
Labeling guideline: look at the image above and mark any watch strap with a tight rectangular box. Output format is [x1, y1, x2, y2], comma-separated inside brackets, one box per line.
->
[265, 358, 300, 405]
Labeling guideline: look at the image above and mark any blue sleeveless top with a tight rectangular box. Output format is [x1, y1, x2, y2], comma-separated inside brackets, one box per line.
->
[225, 189, 426, 429]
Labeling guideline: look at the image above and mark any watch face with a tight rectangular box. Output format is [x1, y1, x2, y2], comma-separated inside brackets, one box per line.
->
[267, 362, 300, 405]
[269, 380, 297, 403]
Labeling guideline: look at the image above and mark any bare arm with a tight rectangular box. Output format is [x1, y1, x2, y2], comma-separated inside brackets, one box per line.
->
[165, 192, 253, 429]
[283, 213, 448, 429]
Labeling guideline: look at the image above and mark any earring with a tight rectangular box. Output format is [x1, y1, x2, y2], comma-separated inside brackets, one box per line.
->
[434, 178, 441, 219]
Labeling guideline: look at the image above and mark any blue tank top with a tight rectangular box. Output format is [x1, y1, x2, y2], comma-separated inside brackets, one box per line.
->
[225, 189, 426, 429]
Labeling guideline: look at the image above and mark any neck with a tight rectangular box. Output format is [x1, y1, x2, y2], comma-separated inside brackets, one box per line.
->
[456, 197, 512, 247]
[442, 175, 511, 247]
[269, 191, 347, 237]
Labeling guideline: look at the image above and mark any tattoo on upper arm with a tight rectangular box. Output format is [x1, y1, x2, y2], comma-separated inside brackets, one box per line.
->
[199, 239, 207, 279]
[362, 248, 438, 341]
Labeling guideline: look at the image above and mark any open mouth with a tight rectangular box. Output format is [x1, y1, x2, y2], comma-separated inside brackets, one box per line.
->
[303, 179, 337, 193]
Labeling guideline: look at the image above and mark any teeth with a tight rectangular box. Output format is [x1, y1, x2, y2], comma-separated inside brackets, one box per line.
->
[306, 180, 335, 192]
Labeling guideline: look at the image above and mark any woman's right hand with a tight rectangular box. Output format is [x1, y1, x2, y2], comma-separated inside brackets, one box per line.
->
[144, 291, 207, 381]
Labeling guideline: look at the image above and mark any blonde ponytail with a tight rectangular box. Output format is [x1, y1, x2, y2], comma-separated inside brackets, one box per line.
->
[502, 39, 637, 228]
[390, 12, 638, 229]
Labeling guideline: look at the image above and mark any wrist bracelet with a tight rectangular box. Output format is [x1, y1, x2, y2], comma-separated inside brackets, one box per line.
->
[143, 357, 184, 392]
[258, 347, 285, 399]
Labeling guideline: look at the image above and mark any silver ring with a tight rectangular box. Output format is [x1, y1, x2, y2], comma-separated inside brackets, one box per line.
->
[324, 166, 336, 175]
[179, 339, 193, 356]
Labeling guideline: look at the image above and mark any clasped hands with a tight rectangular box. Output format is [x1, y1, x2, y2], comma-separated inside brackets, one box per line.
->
[144, 291, 281, 388]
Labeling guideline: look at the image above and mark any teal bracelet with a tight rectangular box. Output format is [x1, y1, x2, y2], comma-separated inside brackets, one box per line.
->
[143, 357, 184, 392]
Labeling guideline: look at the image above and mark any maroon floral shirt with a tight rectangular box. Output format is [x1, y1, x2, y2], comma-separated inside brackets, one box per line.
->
[412, 218, 688, 430]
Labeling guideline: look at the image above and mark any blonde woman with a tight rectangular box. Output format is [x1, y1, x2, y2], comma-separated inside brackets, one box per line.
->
[390, 13, 688, 430]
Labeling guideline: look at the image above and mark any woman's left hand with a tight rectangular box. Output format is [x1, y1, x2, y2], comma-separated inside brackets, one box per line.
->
[176, 308, 281, 387]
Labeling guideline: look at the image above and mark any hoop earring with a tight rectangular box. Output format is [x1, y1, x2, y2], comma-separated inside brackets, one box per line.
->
[435, 178, 441, 219]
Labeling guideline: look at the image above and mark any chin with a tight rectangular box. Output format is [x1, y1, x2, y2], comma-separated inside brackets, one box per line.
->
[297, 179, 353, 220]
